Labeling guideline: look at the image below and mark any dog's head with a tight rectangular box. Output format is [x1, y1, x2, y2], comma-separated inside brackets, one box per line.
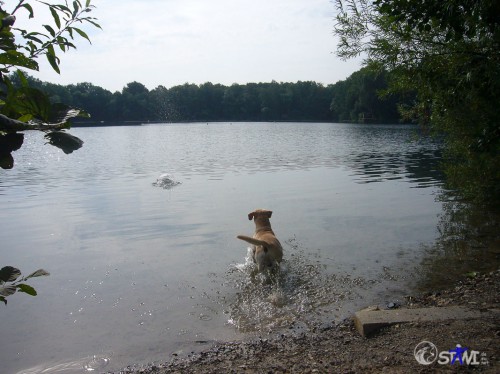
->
[248, 209, 272, 221]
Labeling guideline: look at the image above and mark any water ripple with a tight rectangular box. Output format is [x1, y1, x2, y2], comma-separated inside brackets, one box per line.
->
[17, 354, 111, 374]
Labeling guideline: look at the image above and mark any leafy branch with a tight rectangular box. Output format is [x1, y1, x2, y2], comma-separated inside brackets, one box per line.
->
[6, 0, 101, 74]
[0, 266, 50, 305]
[0, 1, 100, 168]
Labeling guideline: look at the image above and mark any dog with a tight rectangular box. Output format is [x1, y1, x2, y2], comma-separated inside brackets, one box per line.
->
[237, 209, 283, 272]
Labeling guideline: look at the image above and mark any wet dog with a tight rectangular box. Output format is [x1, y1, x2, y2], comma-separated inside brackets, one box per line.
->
[237, 209, 283, 272]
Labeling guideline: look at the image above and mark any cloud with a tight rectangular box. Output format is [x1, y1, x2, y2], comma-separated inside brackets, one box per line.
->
[17, 0, 361, 92]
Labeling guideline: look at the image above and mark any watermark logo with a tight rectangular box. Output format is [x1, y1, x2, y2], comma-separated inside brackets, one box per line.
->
[414, 341, 438, 365]
[414, 341, 489, 366]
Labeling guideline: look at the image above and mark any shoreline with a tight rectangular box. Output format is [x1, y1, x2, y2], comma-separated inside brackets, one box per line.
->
[119, 269, 499, 373]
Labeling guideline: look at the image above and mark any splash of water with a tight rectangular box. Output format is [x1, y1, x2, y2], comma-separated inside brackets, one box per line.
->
[224, 240, 368, 334]
[152, 173, 181, 189]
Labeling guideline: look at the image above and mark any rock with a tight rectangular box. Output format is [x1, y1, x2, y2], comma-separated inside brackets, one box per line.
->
[353, 305, 498, 337]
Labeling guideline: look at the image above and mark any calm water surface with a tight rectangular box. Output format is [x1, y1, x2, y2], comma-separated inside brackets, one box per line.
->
[1, 122, 444, 373]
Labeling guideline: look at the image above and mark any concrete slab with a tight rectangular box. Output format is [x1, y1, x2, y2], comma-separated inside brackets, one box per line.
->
[353, 305, 498, 337]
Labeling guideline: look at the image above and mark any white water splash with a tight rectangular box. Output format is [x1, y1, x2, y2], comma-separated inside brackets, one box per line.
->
[152, 173, 181, 189]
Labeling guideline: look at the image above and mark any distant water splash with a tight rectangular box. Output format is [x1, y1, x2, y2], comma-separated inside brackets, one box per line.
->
[152, 173, 182, 189]
[224, 239, 368, 334]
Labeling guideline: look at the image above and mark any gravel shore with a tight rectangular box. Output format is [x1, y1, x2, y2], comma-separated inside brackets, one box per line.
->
[121, 269, 499, 373]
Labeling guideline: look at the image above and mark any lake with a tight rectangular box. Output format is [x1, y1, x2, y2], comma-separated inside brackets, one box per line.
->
[1, 122, 444, 373]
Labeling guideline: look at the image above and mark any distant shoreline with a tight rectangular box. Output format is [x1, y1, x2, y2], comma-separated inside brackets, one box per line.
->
[71, 120, 410, 128]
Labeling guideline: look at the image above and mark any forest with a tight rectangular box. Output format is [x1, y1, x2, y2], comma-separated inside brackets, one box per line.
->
[1, 0, 497, 205]
[13, 67, 407, 124]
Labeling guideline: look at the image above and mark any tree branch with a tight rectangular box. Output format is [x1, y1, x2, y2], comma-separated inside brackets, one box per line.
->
[0, 114, 67, 132]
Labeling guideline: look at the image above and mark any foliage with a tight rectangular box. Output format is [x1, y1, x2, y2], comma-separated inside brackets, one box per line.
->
[1, 1, 99, 306]
[333, 0, 500, 205]
[329, 66, 403, 123]
[0, 266, 50, 305]
[0, 0, 100, 168]
[18, 74, 409, 124]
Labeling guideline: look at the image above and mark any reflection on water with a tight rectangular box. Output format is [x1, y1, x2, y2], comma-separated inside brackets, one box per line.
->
[350, 149, 443, 187]
[0, 123, 442, 190]
[416, 200, 500, 290]
[0, 122, 449, 373]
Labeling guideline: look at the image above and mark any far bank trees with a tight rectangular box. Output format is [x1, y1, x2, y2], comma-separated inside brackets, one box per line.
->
[20, 70, 408, 124]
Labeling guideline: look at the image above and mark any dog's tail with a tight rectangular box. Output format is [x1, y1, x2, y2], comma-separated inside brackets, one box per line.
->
[237, 235, 267, 247]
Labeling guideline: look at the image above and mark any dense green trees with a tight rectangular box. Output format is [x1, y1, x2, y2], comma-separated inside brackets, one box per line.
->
[20, 70, 408, 124]
[329, 67, 402, 123]
[334, 0, 499, 205]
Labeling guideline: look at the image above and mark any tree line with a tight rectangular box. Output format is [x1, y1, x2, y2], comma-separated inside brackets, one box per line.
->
[14, 67, 408, 124]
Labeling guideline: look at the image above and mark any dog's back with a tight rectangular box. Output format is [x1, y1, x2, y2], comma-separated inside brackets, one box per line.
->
[237, 209, 283, 272]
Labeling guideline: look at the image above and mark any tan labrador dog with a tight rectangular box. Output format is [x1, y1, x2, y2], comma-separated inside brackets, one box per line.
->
[237, 209, 283, 272]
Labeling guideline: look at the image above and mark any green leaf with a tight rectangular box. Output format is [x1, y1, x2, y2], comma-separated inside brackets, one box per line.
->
[24, 32, 46, 44]
[0, 266, 21, 283]
[50, 4, 72, 17]
[72, 1, 80, 18]
[16, 69, 29, 87]
[0, 285, 17, 297]
[48, 103, 88, 124]
[84, 18, 102, 30]
[45, 131, 84, 154]
[0, 29, 17, 51]
[45, 45, 60, 74]
[72, 27, 91, 43]
[0, 51, 39, 70]
[5, 86, 52, 120]
[24, 269, 50, 280]
[49, 7, 61, 29]
[16, 284, 37, 296]
[17, 114, 34, 122]
[21, 4, 35, 19]
[57, 36, 66, 52]
[43, 25, 56, 38]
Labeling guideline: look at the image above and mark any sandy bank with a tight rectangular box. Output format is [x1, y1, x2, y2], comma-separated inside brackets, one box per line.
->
[116, 269, 499, 373]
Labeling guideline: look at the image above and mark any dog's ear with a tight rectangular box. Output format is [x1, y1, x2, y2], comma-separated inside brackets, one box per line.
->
[266, 210, 273, 218]
[248, 212, 255, 220]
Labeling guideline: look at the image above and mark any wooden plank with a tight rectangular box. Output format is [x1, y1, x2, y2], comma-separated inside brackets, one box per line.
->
[353, 305, 497, 337]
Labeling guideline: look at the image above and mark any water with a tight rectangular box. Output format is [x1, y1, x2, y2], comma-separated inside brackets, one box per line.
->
[0, 122, 444, 373]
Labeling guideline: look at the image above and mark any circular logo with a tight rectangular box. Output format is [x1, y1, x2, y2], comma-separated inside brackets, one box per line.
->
[414, 341, 438, 365]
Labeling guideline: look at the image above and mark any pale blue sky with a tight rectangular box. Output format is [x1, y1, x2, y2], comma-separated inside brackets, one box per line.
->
[17, 0, 362, 92]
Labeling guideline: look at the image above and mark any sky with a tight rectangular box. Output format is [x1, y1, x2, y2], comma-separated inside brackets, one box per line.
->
[15, 0, 362, 93]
